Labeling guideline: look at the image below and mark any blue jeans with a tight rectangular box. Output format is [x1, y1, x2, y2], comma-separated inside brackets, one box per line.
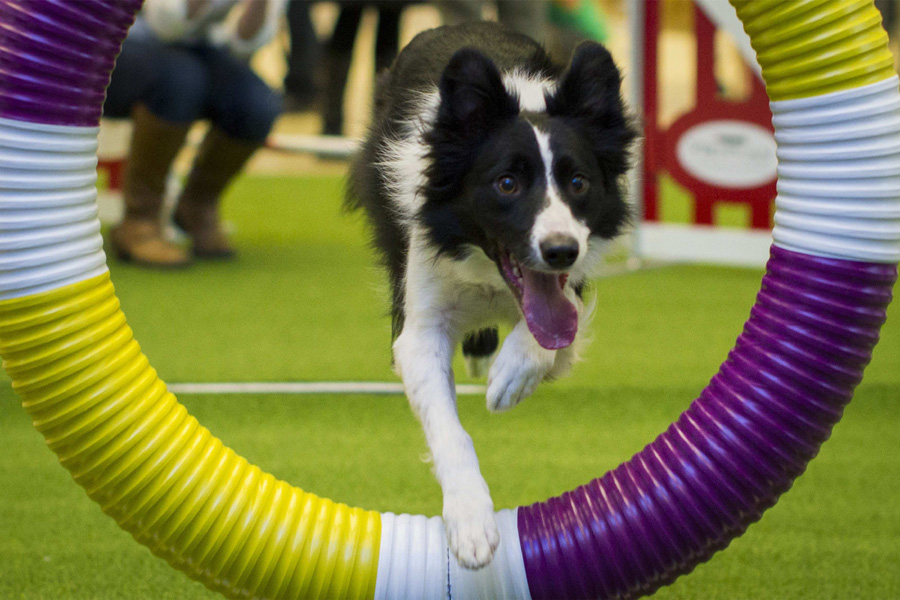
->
[104, 35, 282, 143]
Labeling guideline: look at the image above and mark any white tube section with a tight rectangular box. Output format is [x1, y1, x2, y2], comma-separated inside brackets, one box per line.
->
[375, 513, 448, 600]
[375, 509, 530, 599]
[0, 117, 107, 299]
[770, 77, 900, 262]
[448, 509, 531, 600]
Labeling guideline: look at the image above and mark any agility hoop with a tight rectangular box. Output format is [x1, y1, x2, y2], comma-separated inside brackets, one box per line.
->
[0, 1, 897, 598]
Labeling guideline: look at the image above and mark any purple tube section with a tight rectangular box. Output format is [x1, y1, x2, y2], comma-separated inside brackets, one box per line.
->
[0, 0, 141, 127]
[519, 245, 897, 599]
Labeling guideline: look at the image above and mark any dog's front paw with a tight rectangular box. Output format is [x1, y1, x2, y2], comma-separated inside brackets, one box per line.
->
[487, 328, 555, 413]
[443, 490, 500, 570]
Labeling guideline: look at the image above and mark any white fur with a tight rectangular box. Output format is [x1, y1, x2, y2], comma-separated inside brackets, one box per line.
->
[375, 90, 441, 222]
[530, 127, 592, 268]
[487, 284, 586, 412]
[486, 320, 556, 412]
[393, 229, 515, 569]
[503, 70, 556, 112]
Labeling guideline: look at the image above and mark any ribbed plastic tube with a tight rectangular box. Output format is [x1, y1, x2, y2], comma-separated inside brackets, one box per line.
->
[0, 0, 898, 599]
[741, 0, 895, 100]
[0, 117, 107, 299]
[517, 248, 896, 599]
[374, 511, 530, 600]
[0, 2, 381, 599]
[0, 274, 381, 598]
[0, 0, 136, 126]
[516, 1, 900, 598]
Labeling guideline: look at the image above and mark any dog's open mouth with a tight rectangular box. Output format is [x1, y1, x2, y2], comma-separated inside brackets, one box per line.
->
[499, 248, 577, 350]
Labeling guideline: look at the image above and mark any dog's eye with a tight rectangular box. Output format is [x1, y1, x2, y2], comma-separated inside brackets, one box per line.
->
[495, 175, 519, 196]
[569, 174, 589, 196]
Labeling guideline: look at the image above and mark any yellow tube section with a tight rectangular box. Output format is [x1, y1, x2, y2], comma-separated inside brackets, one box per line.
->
[0, 272, 380, 599]
[733, 0, 895, 100]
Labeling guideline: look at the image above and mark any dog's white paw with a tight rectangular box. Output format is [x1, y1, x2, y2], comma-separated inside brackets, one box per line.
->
[486, 330, 555, 413]
[443, 489, 500, 570]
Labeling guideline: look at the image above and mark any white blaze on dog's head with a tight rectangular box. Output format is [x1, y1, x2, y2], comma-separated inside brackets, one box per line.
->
[503, 70, 556, 112]
[529, 127, 590, 271]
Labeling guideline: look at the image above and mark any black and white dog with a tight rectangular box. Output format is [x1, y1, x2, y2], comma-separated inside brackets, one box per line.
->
[348, 22, 635, 569]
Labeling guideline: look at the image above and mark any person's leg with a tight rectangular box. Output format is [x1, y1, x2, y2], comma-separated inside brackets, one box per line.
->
[106, 39, 209, 267]
[373, 4, 403, 73]
[283, 0, 321, 111]
[321, 4, 364, 135]
[173, 46, 282, 258]
[197, 44, 282, 143]
[103, 37, 161, 120]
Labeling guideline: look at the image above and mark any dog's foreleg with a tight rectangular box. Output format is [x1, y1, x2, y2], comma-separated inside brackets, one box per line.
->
[487, 287, 585, 412]
[394, 322, 500, 569]
[393, 235, 500, 569]
[486, 319, 557, 412]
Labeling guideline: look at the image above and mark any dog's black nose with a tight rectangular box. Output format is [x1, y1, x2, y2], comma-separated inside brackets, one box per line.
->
[540, 234, 579, 269]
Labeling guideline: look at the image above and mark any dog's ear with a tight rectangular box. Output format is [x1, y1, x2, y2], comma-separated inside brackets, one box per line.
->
[548, 42, 623, 120]
[436, 48, 518, 141]
[547, 42, 636, 177]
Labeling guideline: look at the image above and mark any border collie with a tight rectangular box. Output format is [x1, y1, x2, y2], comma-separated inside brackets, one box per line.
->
[348, 22, 635, 569]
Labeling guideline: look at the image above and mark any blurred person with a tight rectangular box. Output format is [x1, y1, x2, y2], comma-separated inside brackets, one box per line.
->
[103, 0, 287, 268]
[320, 1, 412, 135]
[283, 0, 322, 112]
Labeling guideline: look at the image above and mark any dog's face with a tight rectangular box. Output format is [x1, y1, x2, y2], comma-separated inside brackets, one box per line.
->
[421, 43, 636, 349]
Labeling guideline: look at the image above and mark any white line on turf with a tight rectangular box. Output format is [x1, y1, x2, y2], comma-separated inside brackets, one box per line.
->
[167, 381, 486, 396]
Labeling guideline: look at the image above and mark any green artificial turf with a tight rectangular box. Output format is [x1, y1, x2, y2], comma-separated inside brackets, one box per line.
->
[1, 174, 898, 599]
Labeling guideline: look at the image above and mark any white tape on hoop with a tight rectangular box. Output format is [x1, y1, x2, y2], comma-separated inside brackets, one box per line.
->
[771, 76, 900, 263]
[0, 117, 107, 300]
[376, 509, 531, 600]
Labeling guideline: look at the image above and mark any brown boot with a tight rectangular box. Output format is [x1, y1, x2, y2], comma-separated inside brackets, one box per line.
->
[173, 127, 261, 259]
[110, 219, 192, 267]
[111, 104, 192, 268]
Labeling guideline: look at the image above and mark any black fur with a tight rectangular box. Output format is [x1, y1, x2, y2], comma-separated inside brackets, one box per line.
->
[347, 22, 636, 340]
[462, 328, 500, 358]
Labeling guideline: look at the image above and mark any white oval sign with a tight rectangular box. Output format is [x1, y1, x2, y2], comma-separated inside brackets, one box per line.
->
[676, 120, 777, 189]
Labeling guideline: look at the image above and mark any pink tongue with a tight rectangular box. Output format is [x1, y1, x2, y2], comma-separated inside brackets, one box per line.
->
[521, 267, 577, 349]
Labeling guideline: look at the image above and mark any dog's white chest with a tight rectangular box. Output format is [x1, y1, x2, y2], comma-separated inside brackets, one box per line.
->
[411, 246, 521, 329]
